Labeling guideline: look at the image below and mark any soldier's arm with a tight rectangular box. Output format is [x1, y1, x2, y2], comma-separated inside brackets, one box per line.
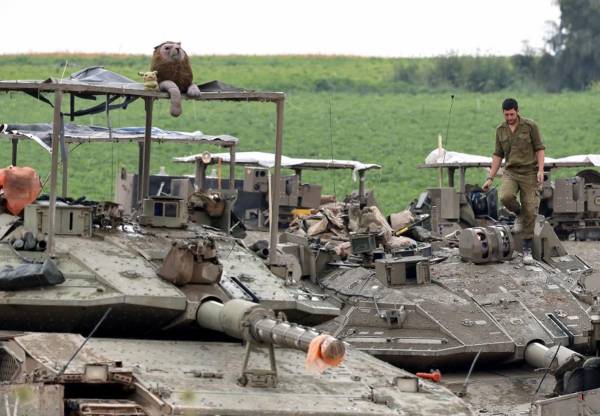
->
[536, 149, 545, 169]
[493, 129, 504, 159]
[531, 122, 545, 152]
[489, 155, 502, 178]
[484, 130, 504, 190]
[490, 129, 504, 179]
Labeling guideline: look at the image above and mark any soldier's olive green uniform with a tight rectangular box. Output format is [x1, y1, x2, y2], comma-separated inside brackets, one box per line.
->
[494, 117, 545, 239]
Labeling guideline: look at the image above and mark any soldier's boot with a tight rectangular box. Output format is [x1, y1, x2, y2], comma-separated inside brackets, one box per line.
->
[522, 239, 534, 265]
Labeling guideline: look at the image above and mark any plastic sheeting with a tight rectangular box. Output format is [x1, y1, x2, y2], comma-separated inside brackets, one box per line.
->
[65, 67, 247, 93]
[425, 148, 492, 165]
[547, 154, 600, 167]
[424, 148, 600, 167]
[0, 123, 238, 153]
[173, 151, 380, 174]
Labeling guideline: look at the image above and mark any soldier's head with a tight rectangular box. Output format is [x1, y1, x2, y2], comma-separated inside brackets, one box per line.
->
[502, 98, 519, 125]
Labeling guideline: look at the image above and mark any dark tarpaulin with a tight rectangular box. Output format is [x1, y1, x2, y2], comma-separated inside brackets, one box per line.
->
[0, 259, 65, 290]
[198, 80, 247, 93]
[25, 66, 250, 118]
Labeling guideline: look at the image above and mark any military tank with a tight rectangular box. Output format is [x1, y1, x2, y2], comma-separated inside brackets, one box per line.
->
[266, 192, 600, 414]
[278, 214, 592, 370]
[0, 73, 473, 414]
[275, 185, 596, 371]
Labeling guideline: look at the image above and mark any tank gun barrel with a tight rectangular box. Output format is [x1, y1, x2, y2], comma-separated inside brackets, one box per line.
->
[196, 299, 345, 358]
[524, 342, 584, 370]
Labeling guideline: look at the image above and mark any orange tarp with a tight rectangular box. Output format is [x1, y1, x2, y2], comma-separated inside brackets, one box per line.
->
[0, 166, 42, 215]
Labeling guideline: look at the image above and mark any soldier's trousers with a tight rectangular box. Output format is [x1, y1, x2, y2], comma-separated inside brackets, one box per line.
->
[499, 169, 540, 240]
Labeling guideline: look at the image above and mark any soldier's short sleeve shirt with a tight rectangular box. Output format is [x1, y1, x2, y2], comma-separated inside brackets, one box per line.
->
[494, 117, 544, 172]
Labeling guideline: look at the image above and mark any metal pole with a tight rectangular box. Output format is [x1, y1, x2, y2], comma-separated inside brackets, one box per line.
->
[437, 133, 443, 187]
[61, 143, 68, 198]
[11, 139, 18, 166]
[137, 142, 144, 203]
[229, 145, 236, 191]
[358, 170, 366, 200]
[141, 98, 153, 200]
[69, 93, 75, 121]
[195, 159, 206, 191]
[48, 90, 63, 257]
[269, 98, 284, 265]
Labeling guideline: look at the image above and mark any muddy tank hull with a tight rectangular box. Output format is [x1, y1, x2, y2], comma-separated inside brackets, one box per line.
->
[0, 331, 473, 415]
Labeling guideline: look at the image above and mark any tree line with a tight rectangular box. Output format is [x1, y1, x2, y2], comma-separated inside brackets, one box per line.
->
[394, 0, 600, 93]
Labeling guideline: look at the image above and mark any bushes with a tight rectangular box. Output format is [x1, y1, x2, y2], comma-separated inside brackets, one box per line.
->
[427, 55, 465, 87]
[463, 57, 513, 92]
[392, 54, 546, 92]
[393, 62, 424, 84]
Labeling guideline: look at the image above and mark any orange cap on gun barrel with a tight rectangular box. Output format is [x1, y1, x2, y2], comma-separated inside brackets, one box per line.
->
[306, 334, 346, 373]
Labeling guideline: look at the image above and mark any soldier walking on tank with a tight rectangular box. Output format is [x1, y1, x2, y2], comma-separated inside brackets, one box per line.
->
[482, 98, 545, 265]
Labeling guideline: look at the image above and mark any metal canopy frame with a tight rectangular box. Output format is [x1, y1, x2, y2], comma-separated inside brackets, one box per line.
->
[173, 151, 381, 200]
[2, 125, 238, 200]
[2, 131, 239, 146]
[0, 81, 285, 265]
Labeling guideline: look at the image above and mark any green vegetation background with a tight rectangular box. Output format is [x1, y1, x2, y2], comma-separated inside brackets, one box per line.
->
[1, 55, 599, 214]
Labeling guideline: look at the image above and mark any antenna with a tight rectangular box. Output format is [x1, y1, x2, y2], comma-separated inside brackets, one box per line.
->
[458, 348, 482, 397]
[59, 60, 69, 83]
[441, 94, 455, 166]
[56, 307, 112, 378]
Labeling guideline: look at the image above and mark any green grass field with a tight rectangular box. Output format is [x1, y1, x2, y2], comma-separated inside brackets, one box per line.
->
[1, 54, 599, 213]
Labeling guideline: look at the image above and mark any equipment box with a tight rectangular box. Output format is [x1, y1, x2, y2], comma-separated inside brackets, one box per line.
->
[299, 184, 322, 209]
[375, 256, 430, 287]
[24, 202, 93, 237]
[427, 187, 459, 220]
[554, 178, 585, 214]
[586, 185, 600, 212]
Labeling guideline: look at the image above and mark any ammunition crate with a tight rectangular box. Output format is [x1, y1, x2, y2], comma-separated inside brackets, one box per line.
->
[350, 233, 377, 254]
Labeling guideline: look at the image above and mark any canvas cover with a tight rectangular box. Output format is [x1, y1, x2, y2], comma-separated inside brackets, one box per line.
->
[425, 148, 600, 167]
[0, 123, 238, 152]
[174, 151, 380, 173]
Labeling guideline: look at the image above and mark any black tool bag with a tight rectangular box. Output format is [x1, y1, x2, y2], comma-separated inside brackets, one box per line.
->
[0, 259, 65, 290]
[469, 188, 498, 219]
